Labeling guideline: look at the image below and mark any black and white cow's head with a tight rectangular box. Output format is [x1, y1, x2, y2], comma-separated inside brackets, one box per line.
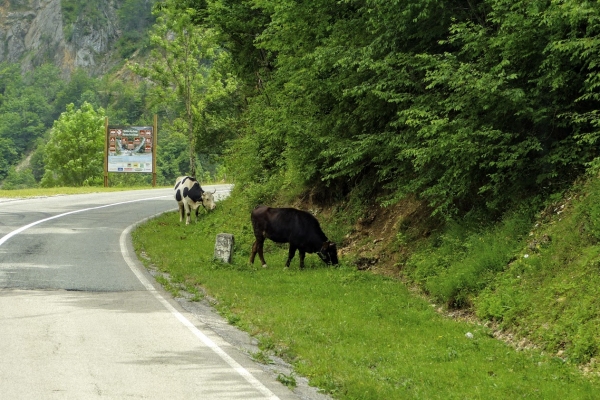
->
[201, 190, 217, 211]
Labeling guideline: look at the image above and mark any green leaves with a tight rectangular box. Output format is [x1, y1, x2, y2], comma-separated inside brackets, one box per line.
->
[42, 102, 106, 187]
[178, 0, 600, 217]
[131, 0, 240, 176]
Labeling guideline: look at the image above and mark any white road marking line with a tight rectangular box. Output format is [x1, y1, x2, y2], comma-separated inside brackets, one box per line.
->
[0, 195, 171, 248]
[120, 222, 280, 400]
[1, 192, 280, 399]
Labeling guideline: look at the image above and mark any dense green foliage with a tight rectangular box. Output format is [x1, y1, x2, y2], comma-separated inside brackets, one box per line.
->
[0, 0, 232, 187]
[115, 0, 157, 58]
[0, 63, 65, 181]
[62, 0, 106, 32]
[42, 102, 105, 187]
[0, 0, 165, 187]
[62, 0, 156, 51]
[168, 0, 600, 376]
[404, 209, 534, 308]
[0, 59, 214, 188]
[0, 63, 148, 186]
[179, 0, 600, 218]
[6, 0, 600, 211]
[131, 1, 241, 176]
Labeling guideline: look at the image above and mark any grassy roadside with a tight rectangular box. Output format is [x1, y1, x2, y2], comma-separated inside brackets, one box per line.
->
[474, 178, 600, 366]
[0, 186, 169, 198]
[131, 193, 600, 399]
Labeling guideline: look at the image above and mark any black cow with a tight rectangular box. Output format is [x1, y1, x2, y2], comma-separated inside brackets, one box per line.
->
[174, 176, 216, 225]
[249, 206, 339, 269]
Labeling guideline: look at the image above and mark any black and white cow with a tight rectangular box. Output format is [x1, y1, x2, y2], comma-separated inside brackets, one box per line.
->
[174, 176, 216, 225]
[249, 206, 339, 269]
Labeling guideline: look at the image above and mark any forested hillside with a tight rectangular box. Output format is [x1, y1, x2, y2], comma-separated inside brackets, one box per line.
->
[0, 0, 154, 76]
[0, 0, 237, 188]
[0, 0, 160, 186]
[3, 0, 599, 213]
[185, 0, 600, 220]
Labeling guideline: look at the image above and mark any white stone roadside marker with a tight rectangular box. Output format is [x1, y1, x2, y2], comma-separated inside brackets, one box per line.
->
[214, 233, 234, 263]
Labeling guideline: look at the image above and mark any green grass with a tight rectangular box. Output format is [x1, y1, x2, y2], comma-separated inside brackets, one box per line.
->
[131, 194, 600, 399]
[0, 186, 169, 198]
[404, 210, 533, 308]
[475, 178, 600, 365]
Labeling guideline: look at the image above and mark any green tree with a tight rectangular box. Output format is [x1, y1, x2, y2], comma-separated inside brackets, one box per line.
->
[0, 92, 49, 152]
[53, 69, 99, 119]
[24, 63, 66, 126]
[132, 0, 239, 177]
[2, 167, 36, 190]
[0, 137, 17, 180]
[29, 139, 46, 182]
[42, 102, 106, 187]
[97, 77, 148, 125]
[116, 0, 157, 58]
[0, 63, 68, 183]
[0, 62, 22, 102]
[156, 130, 189, 184]
[202, 0, 600, 217]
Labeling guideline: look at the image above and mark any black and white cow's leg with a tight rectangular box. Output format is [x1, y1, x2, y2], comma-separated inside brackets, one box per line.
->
[286, 245, 297, 268]
[178, 203, 185, 223]
[184, 202, 192, 225]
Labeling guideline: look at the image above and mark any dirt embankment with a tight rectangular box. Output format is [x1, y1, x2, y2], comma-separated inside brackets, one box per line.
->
[295, 192, 437, 276]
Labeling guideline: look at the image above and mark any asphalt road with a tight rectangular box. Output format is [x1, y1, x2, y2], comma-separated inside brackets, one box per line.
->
[0, 187, 301, 399]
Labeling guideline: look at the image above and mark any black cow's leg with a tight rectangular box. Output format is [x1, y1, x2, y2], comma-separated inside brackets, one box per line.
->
[250, 237, 268, 267]
[250, 240, 258, 264]
[256, 238, 267, 267]
[299, 250, 306, 269]
[195, 206, 199, 223]
[286, 245, 297, 268]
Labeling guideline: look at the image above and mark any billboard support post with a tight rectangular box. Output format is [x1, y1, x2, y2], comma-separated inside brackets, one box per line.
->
[104, 117, 109, 188]
[153, 114, 157, 187]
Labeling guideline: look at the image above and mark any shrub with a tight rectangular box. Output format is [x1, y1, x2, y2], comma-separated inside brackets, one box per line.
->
[404, 210, 532, 307]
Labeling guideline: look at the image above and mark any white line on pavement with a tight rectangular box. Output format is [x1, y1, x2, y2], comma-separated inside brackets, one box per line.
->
[0, 195, 171, 248]
[120, 221, 280, 400]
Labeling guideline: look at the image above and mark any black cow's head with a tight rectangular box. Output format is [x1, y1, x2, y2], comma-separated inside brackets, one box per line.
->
[317, 241, 339, 265]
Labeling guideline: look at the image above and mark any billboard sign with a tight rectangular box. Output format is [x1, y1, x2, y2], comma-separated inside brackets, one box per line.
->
[107, 126, 154, 173]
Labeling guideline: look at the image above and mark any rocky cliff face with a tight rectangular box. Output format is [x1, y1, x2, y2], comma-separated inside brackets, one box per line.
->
[0, 0, 122, 77]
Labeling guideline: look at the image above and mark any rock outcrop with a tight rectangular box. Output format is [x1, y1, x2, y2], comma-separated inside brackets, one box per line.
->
[0, 0, 122, 77]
